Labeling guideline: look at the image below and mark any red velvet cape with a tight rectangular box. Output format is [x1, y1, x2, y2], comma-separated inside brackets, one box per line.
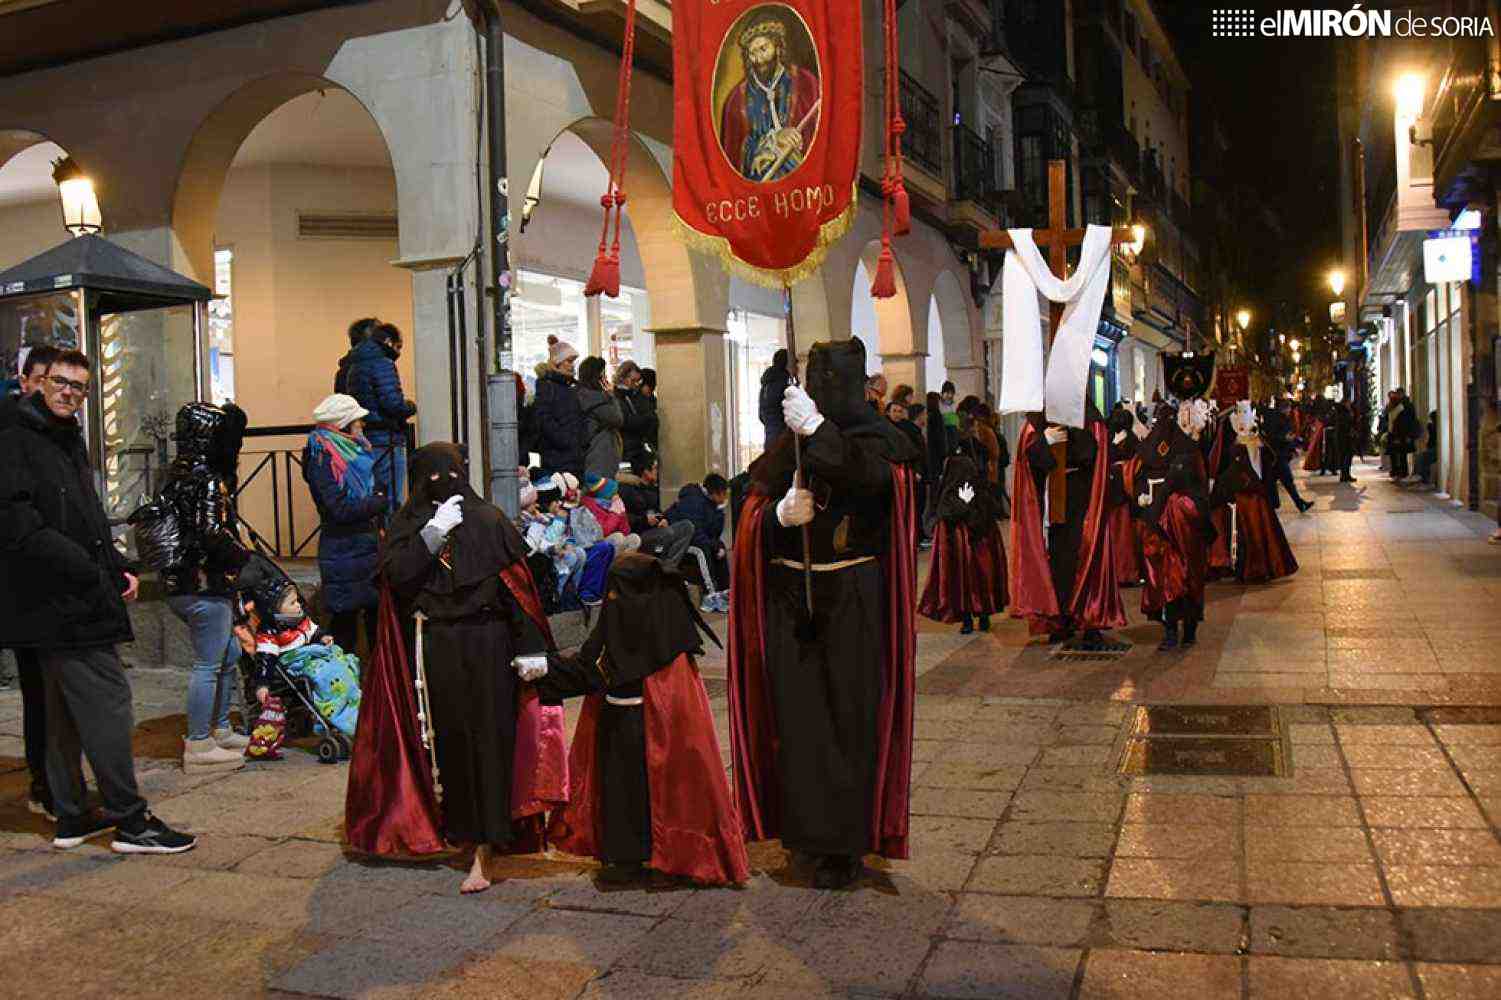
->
[547, 654, 752, 885]
[1109, 457, 1144, 586]
[1205, 424, 1233, 578]
[1008, 421, 1125, 633]
[1302, 422, 1325, 471]
[726, 464, 918, 860]
[1136, 496, 1209, 618]
[1233, 485, 1300, 584]
[345, 562, 566, 857]
[918, 519, 1007, 623]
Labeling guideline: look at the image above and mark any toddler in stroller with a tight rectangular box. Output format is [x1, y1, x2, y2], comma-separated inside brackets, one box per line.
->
[235, 554, 362, 764]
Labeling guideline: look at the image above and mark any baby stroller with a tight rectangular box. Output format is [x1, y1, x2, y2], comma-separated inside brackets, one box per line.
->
[235, 553, 355, 765]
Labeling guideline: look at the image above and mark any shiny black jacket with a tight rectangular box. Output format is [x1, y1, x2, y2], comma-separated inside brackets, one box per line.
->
[157, 458, 247, 597]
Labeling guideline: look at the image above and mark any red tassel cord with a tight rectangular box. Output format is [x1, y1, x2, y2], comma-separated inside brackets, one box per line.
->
[872, 0, 906, 298]
[871, 239, 898, 299]
[585, 0, 638, 299]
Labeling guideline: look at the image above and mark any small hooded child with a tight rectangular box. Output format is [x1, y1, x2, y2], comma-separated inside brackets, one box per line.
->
[516, 552, 750, 886]
[918, 454, 1008, 634]
[235, 554, 362, 757]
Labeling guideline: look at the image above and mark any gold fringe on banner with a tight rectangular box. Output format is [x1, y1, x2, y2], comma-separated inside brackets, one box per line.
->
[670, 185, 858, 290]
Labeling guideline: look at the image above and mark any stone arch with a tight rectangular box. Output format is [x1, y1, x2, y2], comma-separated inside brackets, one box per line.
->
[529, 117, 727, 332]
[925, 268, 978, 393]
[851, 239, 915, 363]
[0, 130, 76, 259]
[170, 73, 398, 283]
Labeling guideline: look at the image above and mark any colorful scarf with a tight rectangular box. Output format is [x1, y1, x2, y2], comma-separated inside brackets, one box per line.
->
[309, 426, 375, 498]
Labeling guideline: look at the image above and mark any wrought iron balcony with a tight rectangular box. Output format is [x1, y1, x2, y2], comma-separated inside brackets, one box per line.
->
[899, 69, 943, 177]
[951, 123, 999, 209]
[1430, 36, 1501, 201]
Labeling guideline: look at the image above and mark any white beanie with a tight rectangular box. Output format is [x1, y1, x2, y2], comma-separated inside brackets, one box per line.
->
[548, 335, 579, 368]
[519, 480, 538, 509]
[312, 393, 369, 429]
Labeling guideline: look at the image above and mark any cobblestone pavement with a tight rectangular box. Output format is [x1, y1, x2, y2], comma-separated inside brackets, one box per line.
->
[1, 460, 1499, 998]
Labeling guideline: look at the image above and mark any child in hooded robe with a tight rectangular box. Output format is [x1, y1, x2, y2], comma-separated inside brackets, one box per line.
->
[918, 455, 1008, 634]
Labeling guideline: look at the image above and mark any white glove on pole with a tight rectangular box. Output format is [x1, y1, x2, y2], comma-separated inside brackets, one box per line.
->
[428, 495, 464, 536]
[1132, 416, 1151, 440]
[1137, 493, 1152, 508]
[1044, 426, 1068, 446]
[776, 485, 815, 527]
[958, 483, 975, 505]
[782, 384, 825, 437]
[513, 655, 548, 682]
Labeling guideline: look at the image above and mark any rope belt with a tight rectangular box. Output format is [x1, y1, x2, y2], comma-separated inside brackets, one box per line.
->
[772, 555, 876, 573]
[605, 695, 644, 707]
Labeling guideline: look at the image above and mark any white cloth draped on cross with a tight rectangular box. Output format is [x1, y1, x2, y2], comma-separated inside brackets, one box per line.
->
[998, 224, 1115, 429]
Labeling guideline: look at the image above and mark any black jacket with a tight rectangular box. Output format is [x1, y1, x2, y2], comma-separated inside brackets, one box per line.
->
[665, 483, 725, 554]
[0, 394, 134, 650]
[616, 388, 658, 466]
[616, 471, 661, 534]
[532, 370, 585, 477]
[758, 364, 791, 451]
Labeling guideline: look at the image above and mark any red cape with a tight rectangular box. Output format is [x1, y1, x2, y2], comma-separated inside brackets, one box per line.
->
[919, 520, 1007, 623]
[726, 464, 918, 860]
[1109, 457, 1143, 586]
[547, 654, 751, 886]
[1302, 422, 1325, 471]
[1234, 486, 1300, 583]
[1008, 420, 1125, 633]
[345, 562, 566, 857]
[1137, 496, 1209, 617]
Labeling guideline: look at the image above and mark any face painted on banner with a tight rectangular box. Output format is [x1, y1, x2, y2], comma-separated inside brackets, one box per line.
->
[714, 6, 823, 183]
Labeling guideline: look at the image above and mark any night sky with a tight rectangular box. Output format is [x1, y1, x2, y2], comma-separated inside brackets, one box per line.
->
[1156, 2, 1343, 307]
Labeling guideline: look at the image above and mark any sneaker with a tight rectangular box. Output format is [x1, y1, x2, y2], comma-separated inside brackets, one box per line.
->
[213, 727, 250, 751]
[28, 778, 55, 821]
[52, 809, 113, 849]
[111, 812, 197, 855]
[184, 737, 246, 774]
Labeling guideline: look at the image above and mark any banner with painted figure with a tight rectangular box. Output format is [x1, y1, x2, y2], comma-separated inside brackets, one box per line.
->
[672, 0, 862, 287]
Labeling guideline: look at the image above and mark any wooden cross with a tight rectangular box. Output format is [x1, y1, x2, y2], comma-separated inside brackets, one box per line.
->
[978, 159, 1137, 522]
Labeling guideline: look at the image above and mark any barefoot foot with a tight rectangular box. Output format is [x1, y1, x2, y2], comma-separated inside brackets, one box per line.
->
[460, 847, 492, 894]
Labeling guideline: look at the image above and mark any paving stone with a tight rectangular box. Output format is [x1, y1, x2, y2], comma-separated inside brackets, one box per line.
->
[916, 761, 1027, 791]
[607, 916, 791, 981]
[918, 941, 1080, 999]
[770, 914, 939, 995]
[1383, 865, 1501, 908]
[1104, 858, 1240, 903]
[1249, 905, 1401, 960]
[1245, 825, 1374, 864]
[1038, 744, 1115, 767]
[1336, 725, 1437, 746]
[1349, 768, 1470, 797]
[967, 854, 1105, 897]
[431, 956, 600, 1000]
[363, 893, 533, 949]
[1246, 861, 1386, 907]
[1415, 962, 1501, 999]
[909, 786, 1012, 819]
[908, 815, 999, 854]
[1101, 899, 1245, 953]
[1114, 822, 1237, 861]
[1017, 766, 1127, 794]
[271, 936, 469, 999]
[1055, 725, 1121, 745]
[492, 908, 657, 971]
[546, 877, 694, 917]
[579, 970, 788, 1000]
[942, 740, 1044, 767]
[670, 876, 820, 929]
[1005, 791, 1124, 824]
[1123, 792, 1238, 827]
[232, 838, 344, 878]
[1370, 828, 1501, 867]
[1079, 949, 1242, 999]
[989, 821, 1117, 858]
[883, 848, 981, 891]
[1245, 794, 1362, 827]
[945, 894, 1097, 946]
[1246, 956, 1416, 999]
[1361, 796, 1490, 829]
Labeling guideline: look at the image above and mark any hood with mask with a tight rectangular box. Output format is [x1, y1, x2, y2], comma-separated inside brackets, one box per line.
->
[384, 442, 528, 591]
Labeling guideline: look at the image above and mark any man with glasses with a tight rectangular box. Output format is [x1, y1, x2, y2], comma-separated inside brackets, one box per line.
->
[0, 349, 196, 854]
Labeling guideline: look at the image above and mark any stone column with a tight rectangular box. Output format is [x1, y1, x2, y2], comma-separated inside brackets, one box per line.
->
[878, 352, 927, 397]
[393, 255, 469, 448]
[948, 365, 986, 401]
[654, 327, 730, 497]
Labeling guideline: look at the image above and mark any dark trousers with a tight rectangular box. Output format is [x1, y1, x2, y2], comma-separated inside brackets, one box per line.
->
[1390, 451, 1411, 478]
[330, 606, 377, 661]
[1266, 454, 1307, 510]
[15, 648, 46, 787]
[37, 646, 147, 825]
[598, 695, 651, 865]
[764, 561, 882, 857]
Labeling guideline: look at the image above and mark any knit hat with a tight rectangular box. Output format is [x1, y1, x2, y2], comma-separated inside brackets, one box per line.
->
[547, 335, 580, 368]
[584, 475, 620, 503]
[312, 393, 369, 429]
[535, 473, 564, 507]
[519, 480, 538, 509]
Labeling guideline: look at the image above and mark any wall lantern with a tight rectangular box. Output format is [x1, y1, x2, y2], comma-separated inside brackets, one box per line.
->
[52, 156, 102, 237]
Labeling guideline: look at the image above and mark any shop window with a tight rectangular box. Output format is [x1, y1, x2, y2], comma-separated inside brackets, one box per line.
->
[726, 309, 787, 473]
[208, 248, 236, 404]
[513, 271, 588, 392]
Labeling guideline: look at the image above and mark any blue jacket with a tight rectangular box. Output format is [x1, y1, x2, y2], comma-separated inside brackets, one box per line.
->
[302, 436, 385, 613]
[665, 483, 724, 554]
[532, 370, 585, 477]
[344, 339, 414, 444]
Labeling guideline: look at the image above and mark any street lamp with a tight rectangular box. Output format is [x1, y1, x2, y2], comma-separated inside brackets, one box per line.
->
[1395, 72, 1426, 120]
[1328, 268, 1346, 298]
[1236, 308, 1251, 332]
[51, 156, 101, 236]
[1127, 223, 1147, 258]
[1290, 338, 1300, 351]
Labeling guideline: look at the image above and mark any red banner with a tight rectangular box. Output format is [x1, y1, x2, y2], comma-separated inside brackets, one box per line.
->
[1215, 366, 1250, 405]
[672, 1, 862, 287]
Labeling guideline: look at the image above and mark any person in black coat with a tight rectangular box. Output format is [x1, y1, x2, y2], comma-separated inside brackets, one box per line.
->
[0, 351, 195, 854]
[759, 350, 795, 452]
[614, 360, 659, 468]
[345, 323, 416, 510]
[533, 337, 585, 479]
[665, 474, 731, 607]
[334, 317, 381, 395]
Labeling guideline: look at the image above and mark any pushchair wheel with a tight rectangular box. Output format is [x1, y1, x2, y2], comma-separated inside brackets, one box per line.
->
[317, 736, 340, 764]
[335, 734, 352, 760]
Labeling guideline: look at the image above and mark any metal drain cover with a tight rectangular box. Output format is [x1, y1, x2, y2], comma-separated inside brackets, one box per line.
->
[1051, 637, 1133, 662]
[1120, 704, 1287, 776]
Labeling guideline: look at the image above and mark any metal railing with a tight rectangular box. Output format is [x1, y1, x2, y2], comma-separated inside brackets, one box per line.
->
[235, 424, 403, 559]
[952, 123, 999, 209]
[898, 70, 943, 176]
[1431, 37, 1501, 186]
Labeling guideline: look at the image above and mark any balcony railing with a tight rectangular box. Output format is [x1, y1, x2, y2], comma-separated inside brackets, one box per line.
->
[952, 123, 999, 209]
[1431, 36, 1501, 191]
[899, 70, 943, 177]
[1078, 107, 1140, 182]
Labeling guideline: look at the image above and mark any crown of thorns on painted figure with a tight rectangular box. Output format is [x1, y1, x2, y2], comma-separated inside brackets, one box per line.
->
[739, 17, 791, 70]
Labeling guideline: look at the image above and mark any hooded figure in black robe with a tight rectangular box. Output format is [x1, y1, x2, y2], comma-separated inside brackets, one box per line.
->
[1132, 405, 1215, 650]
[918, 455, 1007, 633]
[530, 553, 750, 885]
[378, 443, 550, 893]
[728, 338, 921, 890]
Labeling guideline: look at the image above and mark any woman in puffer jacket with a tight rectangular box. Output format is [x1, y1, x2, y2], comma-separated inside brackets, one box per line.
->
[577, 356, 624, 480]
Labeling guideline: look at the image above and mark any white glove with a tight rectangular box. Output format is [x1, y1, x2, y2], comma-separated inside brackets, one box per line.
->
[513, 655, 548, 682]
[776, 485, 814, 527]
[1137, 493, 1152, 508]
[1132, 417, 1151, 440]
[958, 483, 975, 505]
[1044, 426, 1068, 446]
[427, 495, 464, 537]
[1112, 430, 1128, 446]
[783, 384, 825, 437]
